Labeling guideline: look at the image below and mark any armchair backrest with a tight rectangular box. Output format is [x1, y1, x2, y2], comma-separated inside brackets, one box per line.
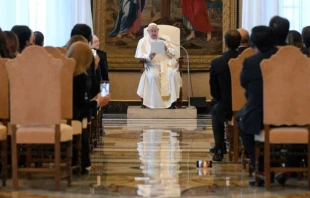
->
[261, 46, 310, 125]
[56, 47, 67, 54]
[0, 58, 9, 119]
[143, 25, 180, 59]
[6, 46, 63, 125]
[45, 46, 75, 120]
[228, 48, 253, 111]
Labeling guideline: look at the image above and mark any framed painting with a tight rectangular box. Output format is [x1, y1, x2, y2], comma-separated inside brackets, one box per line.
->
[92, 0, 237, 71]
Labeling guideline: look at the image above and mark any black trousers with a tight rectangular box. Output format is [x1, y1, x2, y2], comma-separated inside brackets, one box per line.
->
[236, 108, 265, 171]
[211, 104, 225, 151]
[81, 128, 91, 169]
[72, 128, 91, 170]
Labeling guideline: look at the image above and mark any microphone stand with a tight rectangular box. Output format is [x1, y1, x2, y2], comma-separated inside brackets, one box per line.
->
[159, 38, 192, 108]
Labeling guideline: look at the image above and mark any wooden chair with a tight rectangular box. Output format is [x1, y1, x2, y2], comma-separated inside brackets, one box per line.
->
[45, 46, 82, 173]
[227, 48, 253, 163]
[6, 46, 73, 190]
[0, 58, 9, 186]
[254, 46, 310, 190]
[139, 25, 183, 108]
[56, 47, 67, 55]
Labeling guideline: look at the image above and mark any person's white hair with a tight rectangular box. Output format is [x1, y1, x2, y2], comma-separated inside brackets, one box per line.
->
[147, 23, 158, 30]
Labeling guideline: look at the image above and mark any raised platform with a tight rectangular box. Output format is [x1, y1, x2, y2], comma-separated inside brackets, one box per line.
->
[127, 106, 197, 119]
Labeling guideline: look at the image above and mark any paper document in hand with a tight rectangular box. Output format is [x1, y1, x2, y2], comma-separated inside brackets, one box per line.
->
[151, 41, 165, 54]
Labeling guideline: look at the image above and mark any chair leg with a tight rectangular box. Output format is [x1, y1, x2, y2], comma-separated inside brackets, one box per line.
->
[233, 121, 239, 164]
[75, 134, 81, 175]
[66, 141, 72, 187]
[176, 87, 182, 108]
[1, 140, 7, 187]
[88, 123, 93, 152]
[227, 124, 233, 161]
[55, 142, 61, 191]
[255, 142, 260, 179]
[265, 142, 271, 190]
[141, 98, 144, 108]
[98, 108, 104, 136]
[11, 133, 18, 190]
[241, 145, 248, 170]
[26, 145, 32, 180]
[92, 117, 98, 148]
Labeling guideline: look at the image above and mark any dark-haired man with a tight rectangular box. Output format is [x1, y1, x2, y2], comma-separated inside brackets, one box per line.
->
[269, 15, 290, 46]
[11, 25, 34, 52]
[34, 31, 44, 46]
[237, 26, 278, 180]
[301, 26, 310, 56]
[209, 29, 241, 161]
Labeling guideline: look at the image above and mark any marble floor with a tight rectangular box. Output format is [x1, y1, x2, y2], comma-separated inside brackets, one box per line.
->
[0, 114, 310, 198]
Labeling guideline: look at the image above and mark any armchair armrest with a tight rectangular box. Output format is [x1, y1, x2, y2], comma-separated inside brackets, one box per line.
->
[139, 59, 146, 64]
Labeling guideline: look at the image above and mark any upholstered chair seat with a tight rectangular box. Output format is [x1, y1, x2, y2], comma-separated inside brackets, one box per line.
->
[16, 125, 73, 144]
[61, 120, 82, 135]
[255, 127, 308, 143]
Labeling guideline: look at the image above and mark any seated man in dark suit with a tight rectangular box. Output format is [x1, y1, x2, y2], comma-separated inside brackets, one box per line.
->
[209, 30, 241, 161]
[92, 35, 109, 81]
[237, 26, 278, 177]
[301, 26, 310, 57]
[237, 28, 250, 54]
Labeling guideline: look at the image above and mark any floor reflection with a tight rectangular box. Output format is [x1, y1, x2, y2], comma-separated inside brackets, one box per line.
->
[137, 129, 181, 197]
[1, 115, 310, 197]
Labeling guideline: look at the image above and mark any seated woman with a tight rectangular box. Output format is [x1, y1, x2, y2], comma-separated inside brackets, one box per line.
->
[66, 41, 110, 174]
[0, 28, 10, 58]
[286, 30, 303, 48]
[3, 31, 19, 58]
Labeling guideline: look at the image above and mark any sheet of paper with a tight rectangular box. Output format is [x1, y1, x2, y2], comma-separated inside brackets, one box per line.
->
[151, 41, 165, 54]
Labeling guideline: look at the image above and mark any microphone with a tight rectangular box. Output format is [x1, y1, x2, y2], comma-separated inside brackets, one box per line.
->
[158, 37, 192, 108]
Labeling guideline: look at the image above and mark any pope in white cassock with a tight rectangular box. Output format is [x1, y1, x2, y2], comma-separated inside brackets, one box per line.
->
[135, 23, 182, 109]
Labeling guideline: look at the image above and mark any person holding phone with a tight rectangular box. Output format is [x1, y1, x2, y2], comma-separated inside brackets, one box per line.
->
[67, 41, 110, 174]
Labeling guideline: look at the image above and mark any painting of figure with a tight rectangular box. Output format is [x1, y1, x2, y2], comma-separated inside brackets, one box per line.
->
[109, 0, 146, 40]
[180, 0, 212, 41]
[105, 0, 223, 55]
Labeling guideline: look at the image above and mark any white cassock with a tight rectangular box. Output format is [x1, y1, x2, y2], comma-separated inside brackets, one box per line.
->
[135, 35, 182, 109]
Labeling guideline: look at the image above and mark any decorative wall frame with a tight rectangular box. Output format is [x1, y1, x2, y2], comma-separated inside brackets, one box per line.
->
[92, 0, 237, 71]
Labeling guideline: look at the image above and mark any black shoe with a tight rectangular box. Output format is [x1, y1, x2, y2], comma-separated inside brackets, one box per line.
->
[81, 169, 89, 175]
[168, 105, 176, 109]
[210, 145, 227, 154]
[275, 172, 288, 186]
[248, 165, 254, 177]
[212, 150, 223, 161]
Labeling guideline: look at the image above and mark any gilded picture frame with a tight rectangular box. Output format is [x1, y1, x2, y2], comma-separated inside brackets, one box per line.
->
[92, 0, 237, 71]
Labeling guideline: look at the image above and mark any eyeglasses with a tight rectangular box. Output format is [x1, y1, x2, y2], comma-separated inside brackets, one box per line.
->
[148, 30, 158, 33]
